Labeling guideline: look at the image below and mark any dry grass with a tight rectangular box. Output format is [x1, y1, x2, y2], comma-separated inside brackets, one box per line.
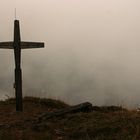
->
[0, 97, 140, 140]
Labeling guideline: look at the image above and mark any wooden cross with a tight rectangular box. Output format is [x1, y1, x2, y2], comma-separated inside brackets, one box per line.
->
[0, 20, 44, 111]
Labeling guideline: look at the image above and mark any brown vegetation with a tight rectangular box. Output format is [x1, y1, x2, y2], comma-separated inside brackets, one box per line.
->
[0, 97, 140, 140]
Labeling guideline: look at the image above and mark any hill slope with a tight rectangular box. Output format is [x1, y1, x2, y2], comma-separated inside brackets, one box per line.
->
[0, 97, 140, 140]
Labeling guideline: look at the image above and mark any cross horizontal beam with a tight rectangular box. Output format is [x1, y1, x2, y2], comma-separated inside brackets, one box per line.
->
[0, 41, 44, 49]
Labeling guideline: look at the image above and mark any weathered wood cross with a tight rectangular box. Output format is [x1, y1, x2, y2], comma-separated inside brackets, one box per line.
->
[0, 20, 44, 111]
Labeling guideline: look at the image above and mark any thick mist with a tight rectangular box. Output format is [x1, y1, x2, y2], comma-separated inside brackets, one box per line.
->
[0, 0, 140, 107]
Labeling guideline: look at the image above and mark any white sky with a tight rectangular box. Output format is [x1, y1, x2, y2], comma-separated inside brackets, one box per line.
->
[0, 0, 140, 107]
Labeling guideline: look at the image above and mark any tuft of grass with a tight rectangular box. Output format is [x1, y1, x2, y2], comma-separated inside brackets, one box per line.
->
[23, 96, 69, 109]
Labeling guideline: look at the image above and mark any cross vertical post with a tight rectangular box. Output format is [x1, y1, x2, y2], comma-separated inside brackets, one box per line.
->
[14, 20, 22, 111]
[0, 20, 45, 111]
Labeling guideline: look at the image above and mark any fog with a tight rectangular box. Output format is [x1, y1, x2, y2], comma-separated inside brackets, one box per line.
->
[0, 0, 140, 107]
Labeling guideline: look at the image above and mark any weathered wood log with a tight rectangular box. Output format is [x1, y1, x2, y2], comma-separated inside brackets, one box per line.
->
[37, 102, 93, 122]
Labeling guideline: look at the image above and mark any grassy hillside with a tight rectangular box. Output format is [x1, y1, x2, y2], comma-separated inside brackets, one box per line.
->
[0, 97, 140, 140]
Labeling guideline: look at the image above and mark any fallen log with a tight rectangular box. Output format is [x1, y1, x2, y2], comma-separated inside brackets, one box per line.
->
[37, 102, 93, 122]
